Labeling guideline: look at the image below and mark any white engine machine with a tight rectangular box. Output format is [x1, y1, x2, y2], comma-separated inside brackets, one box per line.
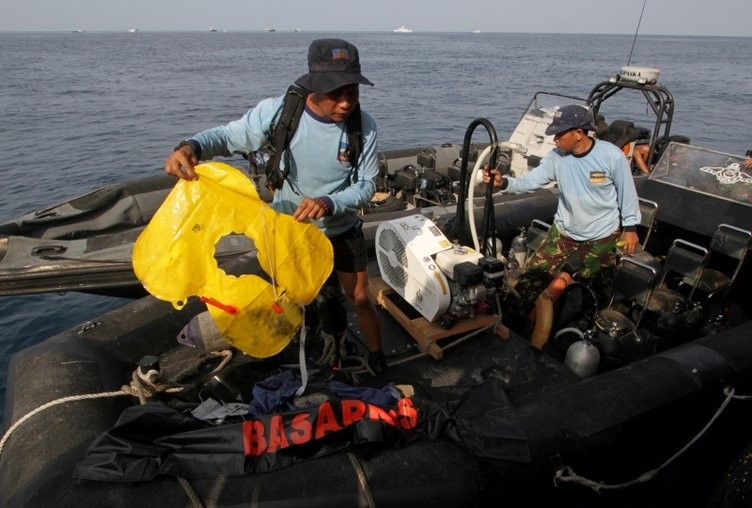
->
[375, 214, 503, 323]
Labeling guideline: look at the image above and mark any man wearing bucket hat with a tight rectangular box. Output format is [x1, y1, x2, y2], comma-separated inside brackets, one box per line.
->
[484, 104, 641, 310]
[165, 39, 387, 375]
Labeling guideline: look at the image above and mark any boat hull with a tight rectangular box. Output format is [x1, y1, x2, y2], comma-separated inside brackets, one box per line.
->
[3, 250, 752, 506]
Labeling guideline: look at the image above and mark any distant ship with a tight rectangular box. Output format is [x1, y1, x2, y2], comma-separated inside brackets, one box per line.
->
[394, 25, 413, 33]
[127, 28, 139, 33]
[71, 29, 84, 33]
[262, 28, 276, 32]
[209, 26, 217, 32]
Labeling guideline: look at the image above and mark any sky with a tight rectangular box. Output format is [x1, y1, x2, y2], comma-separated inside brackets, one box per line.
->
[1, 0, 750, 36]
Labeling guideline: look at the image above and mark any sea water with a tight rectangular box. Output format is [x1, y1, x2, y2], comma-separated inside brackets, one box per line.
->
[1, 31, 751, 424]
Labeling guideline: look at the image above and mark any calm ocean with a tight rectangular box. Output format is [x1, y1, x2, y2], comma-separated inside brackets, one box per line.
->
[0, 31, 750, 424]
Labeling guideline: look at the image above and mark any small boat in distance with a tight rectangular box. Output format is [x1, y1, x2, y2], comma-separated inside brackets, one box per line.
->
[72, 29, 84, 33]
[394, 24, 413, 33]
[262, 28, 276, 32]
[209, 26, 217, 32]
[127, 28, 139, 33]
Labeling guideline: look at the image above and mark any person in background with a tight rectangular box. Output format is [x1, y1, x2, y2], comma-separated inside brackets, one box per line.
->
[484, 104, 641, 312]
[632, 128, 652, 174]
[633, 143, 651, 174]
[745, 149, 752, 169]
[165, 38, 387, 375]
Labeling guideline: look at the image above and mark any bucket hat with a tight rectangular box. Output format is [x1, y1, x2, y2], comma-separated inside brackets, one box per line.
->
[295, 39, 373, 94]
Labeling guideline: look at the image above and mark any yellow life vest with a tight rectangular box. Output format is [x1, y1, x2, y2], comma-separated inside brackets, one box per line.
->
[133, 162, 333, 358]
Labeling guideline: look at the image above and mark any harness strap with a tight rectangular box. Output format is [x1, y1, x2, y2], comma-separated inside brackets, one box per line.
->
[264, 85, 364, 191]
[345, 102, 363, 184]
[266, 86, 307, 191]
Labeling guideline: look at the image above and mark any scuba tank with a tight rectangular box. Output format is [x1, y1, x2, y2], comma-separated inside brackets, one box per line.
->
[701, 314, 726, 337]
[564, 329, 600, 379]
[508, 227, 527, 270]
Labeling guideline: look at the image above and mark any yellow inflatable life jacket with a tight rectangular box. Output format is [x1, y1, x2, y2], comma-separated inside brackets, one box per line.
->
[133, 162, 333, 358]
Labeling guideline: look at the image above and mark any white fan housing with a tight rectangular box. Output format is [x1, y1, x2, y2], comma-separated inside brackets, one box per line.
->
[375, 214, 456, 322]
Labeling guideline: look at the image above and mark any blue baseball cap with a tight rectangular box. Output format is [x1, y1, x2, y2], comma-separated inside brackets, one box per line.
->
[545, 105, 597, 136]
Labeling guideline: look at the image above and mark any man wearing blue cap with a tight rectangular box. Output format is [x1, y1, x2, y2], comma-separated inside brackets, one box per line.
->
[165, 39, 387, 375]
[485, 104, 641, 306]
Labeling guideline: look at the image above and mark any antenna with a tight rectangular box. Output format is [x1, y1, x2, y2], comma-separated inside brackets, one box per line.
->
[627, 0, 648, 66]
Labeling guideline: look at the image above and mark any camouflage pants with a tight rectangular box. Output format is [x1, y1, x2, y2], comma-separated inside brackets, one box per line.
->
[515, 224, 619, 313]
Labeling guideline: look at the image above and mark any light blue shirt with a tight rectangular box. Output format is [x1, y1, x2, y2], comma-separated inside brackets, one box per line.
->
[503, 139, 641, 241]
[192, 95, 378, 237]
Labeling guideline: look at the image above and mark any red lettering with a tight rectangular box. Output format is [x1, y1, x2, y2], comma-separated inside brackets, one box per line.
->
[367, 404, 396, 427]
[395, 398, 419, 430]
[243, 399, 418, 457]
[242, 420, 267, 457]
[341, 400, 367, 426]
[289, 412, 313, 445]
[315, 401, 343, 438]
[267, 414, 290, 453]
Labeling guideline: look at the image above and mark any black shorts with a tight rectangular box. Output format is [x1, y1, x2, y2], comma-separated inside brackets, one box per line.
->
[328, 221, 367, 273]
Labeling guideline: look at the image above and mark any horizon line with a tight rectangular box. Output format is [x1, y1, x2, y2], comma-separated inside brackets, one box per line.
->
[1, 29, 749, 38]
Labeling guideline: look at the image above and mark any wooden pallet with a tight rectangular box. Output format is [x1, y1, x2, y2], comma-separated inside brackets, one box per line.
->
[368, 276, 506, 360]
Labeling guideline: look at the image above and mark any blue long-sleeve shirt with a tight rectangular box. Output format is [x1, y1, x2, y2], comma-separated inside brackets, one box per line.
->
[503, 139, 641, 241]
[191, 95, 378, 237]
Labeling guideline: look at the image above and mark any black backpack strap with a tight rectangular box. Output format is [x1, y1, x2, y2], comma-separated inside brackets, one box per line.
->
[266, 85, 308, 191]
[265, 85, 363, 191]
[345, 103, 363, 184]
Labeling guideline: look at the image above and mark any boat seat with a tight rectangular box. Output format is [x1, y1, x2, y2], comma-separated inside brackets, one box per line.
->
[636, 198, 658, 250]
[619, 198, 659, 265]
[595, 114, 609, 139]
[687, 224, 752, 303]
[596, 256, 660, 336]
[525, 219, 551, 260]
[647, 238, 709, 314]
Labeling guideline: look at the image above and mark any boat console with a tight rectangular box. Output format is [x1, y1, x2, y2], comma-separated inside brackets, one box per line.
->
[640, 142, 752, 238]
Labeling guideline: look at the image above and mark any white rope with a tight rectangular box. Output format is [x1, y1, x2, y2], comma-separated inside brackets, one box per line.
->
[313, 331, 338, 367]
[208, 349, 234, 373]
[0, 350, 235, 460]
[467, 140, 528, 253]
[554, 385, 740, 492]
[0, 353, 233, 506]
[0, 363, 190, 458]
[0, 390, 132, 459]
[467, 144, 494, 251]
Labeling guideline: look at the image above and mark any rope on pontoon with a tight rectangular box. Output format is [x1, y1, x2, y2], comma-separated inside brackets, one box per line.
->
[0, 390, 132, 458]
[348, 451, 377, 508]
[177, 476, 207, 508]
[554, 385, 747, 493]
[0, 349, 233, 461]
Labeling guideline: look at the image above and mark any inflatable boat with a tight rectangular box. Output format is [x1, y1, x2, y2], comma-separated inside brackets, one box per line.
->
[3, 68, 752, 507]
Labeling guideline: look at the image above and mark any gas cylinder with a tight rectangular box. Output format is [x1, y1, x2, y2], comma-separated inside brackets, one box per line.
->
[509, 227, 527, 269]
[564, 330, 600, 378]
